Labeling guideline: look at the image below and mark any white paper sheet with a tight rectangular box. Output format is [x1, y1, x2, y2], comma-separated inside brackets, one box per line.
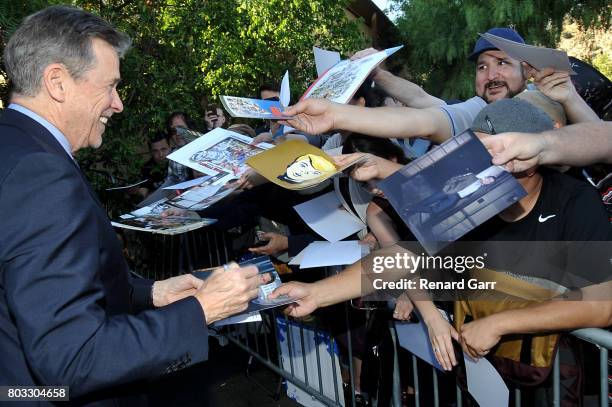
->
[313, 46, 341, 77]
[212, 311, 262, 327]
[162, 175, 212, 190]
[294, 191, 365, 242]
[280, 70, 290, 108]
[464, 353, 509, 407]
[288, 247, 306, 266]
[299, 241, 369, 269]
[480, 33, 576, 74]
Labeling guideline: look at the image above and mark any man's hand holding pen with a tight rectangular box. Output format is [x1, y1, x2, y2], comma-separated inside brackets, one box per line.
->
[194, 262, 271, 324]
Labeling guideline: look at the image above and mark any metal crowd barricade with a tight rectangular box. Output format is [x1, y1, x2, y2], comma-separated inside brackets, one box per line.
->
[397, 327, 612, 407]
[219, 309, 354, 407]
[121, 227, 611, 406]
[211, 266, 365, 407]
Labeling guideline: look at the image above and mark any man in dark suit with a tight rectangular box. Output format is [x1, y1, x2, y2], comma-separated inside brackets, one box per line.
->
[0, 6, 266, 405]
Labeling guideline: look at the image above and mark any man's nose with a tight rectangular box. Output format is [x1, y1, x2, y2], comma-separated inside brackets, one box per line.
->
[487, 65, 500, 81]
[111, 88, 124, 113]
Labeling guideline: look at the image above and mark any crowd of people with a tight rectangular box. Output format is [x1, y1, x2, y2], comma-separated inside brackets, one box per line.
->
[1, 4, 610, 407]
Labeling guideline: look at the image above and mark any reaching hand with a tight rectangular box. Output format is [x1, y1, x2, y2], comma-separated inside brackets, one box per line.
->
[194, 263, 270, 324]
[393, 292, 414, 320]
[268, 281, 319, 317]
[333, 153, 401, 182]
[359, 232, 379, 251]
[251, 132, 273, 145]
[350, 47, 384, 78]
[459, 315, 503, 360]
[479, 132, 546, 173]
[248, 232, 289, 256]
[281, 99, 337, 135]
[236, 169, 266, 190]
[523, 64, 576, 105]
[152, 274, 205, 307]
[424, 313, 459, 371]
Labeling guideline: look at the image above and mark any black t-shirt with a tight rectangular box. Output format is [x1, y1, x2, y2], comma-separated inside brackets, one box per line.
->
[462, 169, 612, 288]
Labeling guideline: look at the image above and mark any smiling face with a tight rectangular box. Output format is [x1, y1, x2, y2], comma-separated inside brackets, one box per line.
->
[62, 38, 123, 152]
[475, 50, 526, 103]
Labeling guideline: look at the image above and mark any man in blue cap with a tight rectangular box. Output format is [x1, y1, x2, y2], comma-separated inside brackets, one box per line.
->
[468, 27, 529, 103]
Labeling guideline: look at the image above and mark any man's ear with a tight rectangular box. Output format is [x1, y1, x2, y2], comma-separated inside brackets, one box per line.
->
[42, 63, 70, 103]
[554, 121, 562, 129]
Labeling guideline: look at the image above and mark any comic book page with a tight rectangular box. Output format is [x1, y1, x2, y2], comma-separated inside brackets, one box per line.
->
[167, 128, 272, 184]
[220, 95, 292, 119]
[301, 45, 402, 104]
[111, 198, 216, 235]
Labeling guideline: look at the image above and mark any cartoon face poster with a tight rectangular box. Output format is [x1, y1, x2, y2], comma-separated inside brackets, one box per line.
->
[247, 139, 364, 190]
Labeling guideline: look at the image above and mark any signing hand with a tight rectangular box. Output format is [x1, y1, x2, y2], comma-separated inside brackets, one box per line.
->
[425, 314, 459, 371]
[479, 132, 546, 173]
[268, 281, 318, 317]
[281, 99, 337, 135]
[459, 315, 503, 360]
[194, 263, 270, 324]
[152, 274, 205, 307]
[248, 232, 289, 256]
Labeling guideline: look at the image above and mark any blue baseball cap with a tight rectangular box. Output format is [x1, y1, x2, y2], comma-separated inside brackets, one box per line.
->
[468, 27, 525, 61]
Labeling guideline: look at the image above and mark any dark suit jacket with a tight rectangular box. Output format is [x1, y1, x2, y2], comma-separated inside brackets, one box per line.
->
[0, 108, 209, 405]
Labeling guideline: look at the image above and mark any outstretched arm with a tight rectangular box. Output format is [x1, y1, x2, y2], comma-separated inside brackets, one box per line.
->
[480, 121, 612, 172]
[460, 282, 612, 358]
[350, 47, 445, 108]
[282, 99, 452, 144]
[374, 70, 446, 108]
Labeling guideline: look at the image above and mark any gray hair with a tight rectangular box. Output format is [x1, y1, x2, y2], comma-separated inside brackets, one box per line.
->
[4, 5, 131, 97]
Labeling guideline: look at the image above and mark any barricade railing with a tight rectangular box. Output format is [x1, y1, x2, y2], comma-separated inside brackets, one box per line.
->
[121, 227, 610, 406]
[398, 327, 611, 407]
[219, 309, 354, 407]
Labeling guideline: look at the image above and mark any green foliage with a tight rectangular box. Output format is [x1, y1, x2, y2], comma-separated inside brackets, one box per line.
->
[0, 0, 365, 216]
[592, 52, 612, 79]
[391, 0, 611, 99]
